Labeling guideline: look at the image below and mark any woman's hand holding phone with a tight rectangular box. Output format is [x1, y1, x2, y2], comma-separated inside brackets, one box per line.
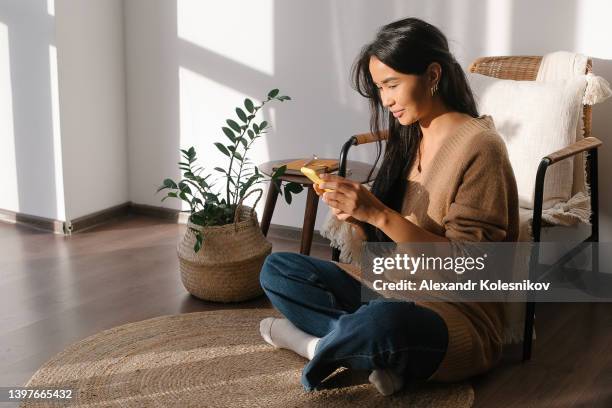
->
[312, 174, 368, 239]
[312, 177, 328, 197]
[312, 174, 355, 223]
[315, 173, 386, 229]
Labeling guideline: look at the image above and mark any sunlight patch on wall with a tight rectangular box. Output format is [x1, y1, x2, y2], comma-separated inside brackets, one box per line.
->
[178, 66, 271, 210]
[49, 44, 66, 221]
[177, 0, 274, 76]
[0, 23, 19, 211]
[47, 0, 55, 16]
[485, 0, 512, 55]
[575, 0, 612, 59]
[329, 2, 349, 106]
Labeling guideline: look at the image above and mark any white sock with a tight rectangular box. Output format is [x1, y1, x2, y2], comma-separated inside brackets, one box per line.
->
[368, 368, 404, 396]
[259, 317, 321, 360]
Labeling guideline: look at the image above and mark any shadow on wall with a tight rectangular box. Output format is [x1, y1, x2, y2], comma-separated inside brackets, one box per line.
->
[0, 0, 62, 221]
[145, 0, 490, 232]
[2, 0, 611, 240]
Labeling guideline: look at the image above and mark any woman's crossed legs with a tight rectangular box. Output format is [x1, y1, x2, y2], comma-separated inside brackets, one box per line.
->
[259, 251, 448, 395]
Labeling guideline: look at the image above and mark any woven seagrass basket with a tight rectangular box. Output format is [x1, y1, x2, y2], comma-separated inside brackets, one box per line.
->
[177, 188, 272, 302]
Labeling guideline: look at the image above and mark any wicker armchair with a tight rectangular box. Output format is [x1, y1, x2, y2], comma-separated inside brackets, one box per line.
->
[332, 55, 603, 362]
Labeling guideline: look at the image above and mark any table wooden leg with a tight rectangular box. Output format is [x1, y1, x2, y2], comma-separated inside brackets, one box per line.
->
[301, 186, 319, 255]
[261, 181, 279, 237]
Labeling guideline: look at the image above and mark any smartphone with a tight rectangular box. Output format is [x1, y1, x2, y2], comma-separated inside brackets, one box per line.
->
[300, 167, 334, 192]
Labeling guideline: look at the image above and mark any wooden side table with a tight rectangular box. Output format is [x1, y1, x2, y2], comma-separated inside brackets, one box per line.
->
[258, 158, 375, 255]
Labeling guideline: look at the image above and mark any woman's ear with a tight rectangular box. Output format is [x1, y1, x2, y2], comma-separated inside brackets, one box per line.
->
[427, 62, 442, 87]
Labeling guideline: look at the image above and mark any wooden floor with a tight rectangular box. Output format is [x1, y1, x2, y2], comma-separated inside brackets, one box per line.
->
[1, 214, 611, 407]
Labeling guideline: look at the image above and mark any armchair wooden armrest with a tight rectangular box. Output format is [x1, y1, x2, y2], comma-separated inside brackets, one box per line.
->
[532, 136, 602, 241]
[352, 129, 389, 145]
[545, 137, 602, 164]
[337, 130, 388, 179]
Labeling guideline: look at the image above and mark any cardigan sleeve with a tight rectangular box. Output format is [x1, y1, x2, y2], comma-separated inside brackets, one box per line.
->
[442, 133, 519, 243]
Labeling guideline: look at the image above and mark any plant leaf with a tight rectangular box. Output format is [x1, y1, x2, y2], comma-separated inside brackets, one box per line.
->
[214, 142, 230, 157]
[161, 192, 178, 201]
[222, 127, 236, 142]
[240, 174, 259, 196]
[194, 233, 203, 253]
[268, 89, 279, 98]
[283, 185, 293, 204]
[182, 179, 206, 198]
[285, 182, 304, 194]
[236, 107, 247, 123]
[244, 98, 254, 113]
[191, 214, 205, 226]
[260, 120, 268, 130]
[163, 178, 177, 189]
[178, 182, 192, 195]
[226, 119, 241, 133]
[272, 165, 286, 178]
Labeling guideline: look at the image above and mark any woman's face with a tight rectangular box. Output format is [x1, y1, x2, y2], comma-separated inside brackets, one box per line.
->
[368, 56, 432, 126]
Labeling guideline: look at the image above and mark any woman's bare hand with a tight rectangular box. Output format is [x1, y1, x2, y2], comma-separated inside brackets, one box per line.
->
[313, 174, 358, 223]
[329, 206, 358, 224]
[312, 180, 326, 197]
[314, 176, 369, 239]
[318, 174, 386, 226]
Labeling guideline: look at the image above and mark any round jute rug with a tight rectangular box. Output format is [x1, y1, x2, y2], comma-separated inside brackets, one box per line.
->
[21, 308, 474, 407]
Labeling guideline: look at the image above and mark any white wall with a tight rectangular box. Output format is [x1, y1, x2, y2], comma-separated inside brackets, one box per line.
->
[2, 0, 612, 252]
[0, 0, 64, 220]
[124, 0, 181, 214]
[124, 0, 383, 230]
[55, 0, 128, 220]
[0, 0, 127, 222]
[123, 0, 612, 240]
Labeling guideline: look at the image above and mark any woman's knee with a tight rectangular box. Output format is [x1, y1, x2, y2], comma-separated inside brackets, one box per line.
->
[260, 251, 306, 289]
[260, 252, 283, 288]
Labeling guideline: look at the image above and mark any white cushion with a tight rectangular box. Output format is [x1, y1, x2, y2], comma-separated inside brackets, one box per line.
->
[466, 72, 587, 210]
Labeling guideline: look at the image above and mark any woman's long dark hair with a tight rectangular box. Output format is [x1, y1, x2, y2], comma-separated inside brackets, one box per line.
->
[351, 17, 479, 242]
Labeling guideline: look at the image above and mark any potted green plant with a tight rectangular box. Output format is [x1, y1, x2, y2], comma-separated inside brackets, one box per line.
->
[156, 89, 303, 302]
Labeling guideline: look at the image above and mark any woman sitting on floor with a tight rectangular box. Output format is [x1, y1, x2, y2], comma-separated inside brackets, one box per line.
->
[258, 16, 519, 396]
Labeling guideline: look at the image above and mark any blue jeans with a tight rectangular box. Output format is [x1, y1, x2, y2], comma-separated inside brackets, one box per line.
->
[259, 251, 449, 391]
